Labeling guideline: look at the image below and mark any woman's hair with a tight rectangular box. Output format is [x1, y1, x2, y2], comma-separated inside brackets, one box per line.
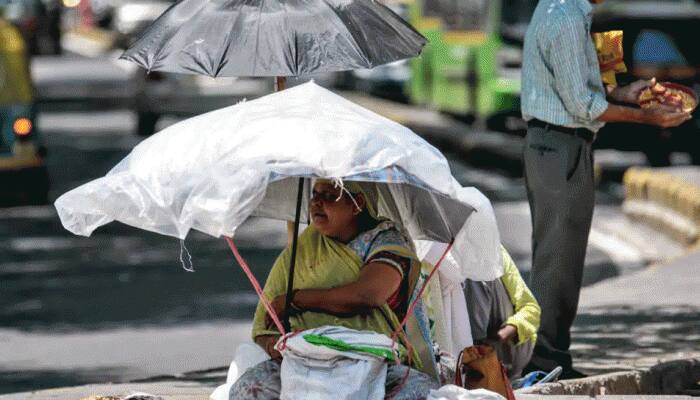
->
[355, 198, 379, 233]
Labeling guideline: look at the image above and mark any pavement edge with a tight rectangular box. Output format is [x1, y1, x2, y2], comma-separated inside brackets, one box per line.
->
[517, 358, 700, 396]
[623, 167, 700, 247]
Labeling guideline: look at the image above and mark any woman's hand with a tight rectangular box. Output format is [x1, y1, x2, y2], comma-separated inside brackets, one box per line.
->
[255, 335, 282, 361]
[496, 324, 518, 343]
[265, 294, 289, 329]
[265, 292, 303, 328]
[484, 324, 518, 347]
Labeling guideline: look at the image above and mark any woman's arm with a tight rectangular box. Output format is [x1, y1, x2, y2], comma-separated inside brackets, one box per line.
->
[499, 247, 541, 345]
[253, 249, 291, 338]
[270, 262, 402, 318]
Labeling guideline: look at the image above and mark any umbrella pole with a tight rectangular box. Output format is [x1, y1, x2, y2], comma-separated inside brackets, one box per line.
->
[283, 177, 304, 332]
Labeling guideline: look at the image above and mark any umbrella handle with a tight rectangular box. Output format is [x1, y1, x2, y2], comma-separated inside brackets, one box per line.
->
[283, 177, 305, 332]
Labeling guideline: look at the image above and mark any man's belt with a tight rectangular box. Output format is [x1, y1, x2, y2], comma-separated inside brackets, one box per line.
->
[528, 119, 595, 143]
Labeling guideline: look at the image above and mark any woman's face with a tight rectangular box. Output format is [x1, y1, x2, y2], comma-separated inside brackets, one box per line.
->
[310, 182, 364, 242]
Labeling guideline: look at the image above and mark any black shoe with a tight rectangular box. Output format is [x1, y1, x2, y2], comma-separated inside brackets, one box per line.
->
[560, 366, 588, 380]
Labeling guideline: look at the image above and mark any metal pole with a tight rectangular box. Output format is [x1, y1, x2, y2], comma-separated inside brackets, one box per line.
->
[283, 177, 304, 332]
[275, 75, 299, 332]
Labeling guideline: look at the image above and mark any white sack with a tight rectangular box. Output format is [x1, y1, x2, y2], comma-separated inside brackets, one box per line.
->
[279, 326, 393, 400]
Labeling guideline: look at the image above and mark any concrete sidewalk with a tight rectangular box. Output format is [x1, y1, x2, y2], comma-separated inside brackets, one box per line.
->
[571, 250, 700, 376]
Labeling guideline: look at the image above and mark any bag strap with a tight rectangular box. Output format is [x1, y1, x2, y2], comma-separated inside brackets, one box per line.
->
[501, 361, 517, 400]
[455, 348, 465, 387]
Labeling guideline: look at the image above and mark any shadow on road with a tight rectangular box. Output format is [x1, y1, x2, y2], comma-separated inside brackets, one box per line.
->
[573, 305, 700, 374]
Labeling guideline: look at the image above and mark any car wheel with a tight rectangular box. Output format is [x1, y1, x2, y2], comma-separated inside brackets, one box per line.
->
[137, 112, 159, 136]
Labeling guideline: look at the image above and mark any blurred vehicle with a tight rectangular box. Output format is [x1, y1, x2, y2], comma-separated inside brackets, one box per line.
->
[407, 0, 534, 129]
[345, 1, 413, 102]
[106, 0, 271, 136]
[0, 17, 49, 206]
[352, 60, 412, 103]
[409, 0, 700, 166]
[133, 72, 273, 136]
[0, 0, 62, 55]
[593, 0, 700, 165]
[33, 54, 273, 137]
[110, 0, 172, 49]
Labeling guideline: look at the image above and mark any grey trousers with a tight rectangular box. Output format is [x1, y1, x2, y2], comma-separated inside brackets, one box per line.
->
[523, 125, 595, 370]
[465, 279, 535, 379]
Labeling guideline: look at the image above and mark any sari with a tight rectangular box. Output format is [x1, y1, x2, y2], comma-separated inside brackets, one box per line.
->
[233, 220, 440, 400]
[252, 220, 424, 368]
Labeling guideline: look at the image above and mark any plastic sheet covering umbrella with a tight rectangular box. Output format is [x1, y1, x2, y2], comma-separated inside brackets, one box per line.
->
[54, 83, 501, 332]
[120, 0, 427, 78]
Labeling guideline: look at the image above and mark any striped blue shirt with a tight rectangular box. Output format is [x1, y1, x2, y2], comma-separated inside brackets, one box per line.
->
[521, 0, 609, 133]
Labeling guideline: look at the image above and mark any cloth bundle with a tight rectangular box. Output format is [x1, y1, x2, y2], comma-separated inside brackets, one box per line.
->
[279, 326, 396, 400]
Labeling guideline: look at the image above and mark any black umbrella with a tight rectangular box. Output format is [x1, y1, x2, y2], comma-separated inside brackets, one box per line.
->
[120, 0, 427, 333]
[120, 0, 426, 78]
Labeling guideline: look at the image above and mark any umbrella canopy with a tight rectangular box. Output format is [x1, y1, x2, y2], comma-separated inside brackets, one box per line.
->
[120, 0, 427, 77]
[55, 82, 503, 281]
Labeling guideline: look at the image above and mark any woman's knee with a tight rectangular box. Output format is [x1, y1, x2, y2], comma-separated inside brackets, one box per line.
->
[387, 365, 439, 400]
[229, 360, 281, 400]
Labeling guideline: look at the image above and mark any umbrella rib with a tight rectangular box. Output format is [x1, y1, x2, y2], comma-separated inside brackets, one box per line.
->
[323, 0, 425, 68]
[280, 0, 298, 76]
[370, 2, 426, 60]
[319, 0, 371, 68]
[215, 8, 240, 77]
[149, 1, 210, 72]
[251, 0, 266, 76]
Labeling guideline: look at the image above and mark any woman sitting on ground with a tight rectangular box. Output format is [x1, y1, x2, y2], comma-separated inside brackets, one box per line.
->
[464, 247, 541, 379]
[230, 179, 438, 400]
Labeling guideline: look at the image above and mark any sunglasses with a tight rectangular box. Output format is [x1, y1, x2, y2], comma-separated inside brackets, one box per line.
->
[311, 190, 342, 203]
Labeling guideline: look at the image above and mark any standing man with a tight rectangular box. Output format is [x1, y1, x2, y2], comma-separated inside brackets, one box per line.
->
[521, 0, 690, 379]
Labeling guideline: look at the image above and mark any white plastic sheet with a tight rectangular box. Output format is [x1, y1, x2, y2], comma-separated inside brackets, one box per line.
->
[415, 188, 502, 355]
[209, 343, 270, 400]
[415, 187, 503, 283]
[427, 385, 506, 400]
[55, 82, 502, 280]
